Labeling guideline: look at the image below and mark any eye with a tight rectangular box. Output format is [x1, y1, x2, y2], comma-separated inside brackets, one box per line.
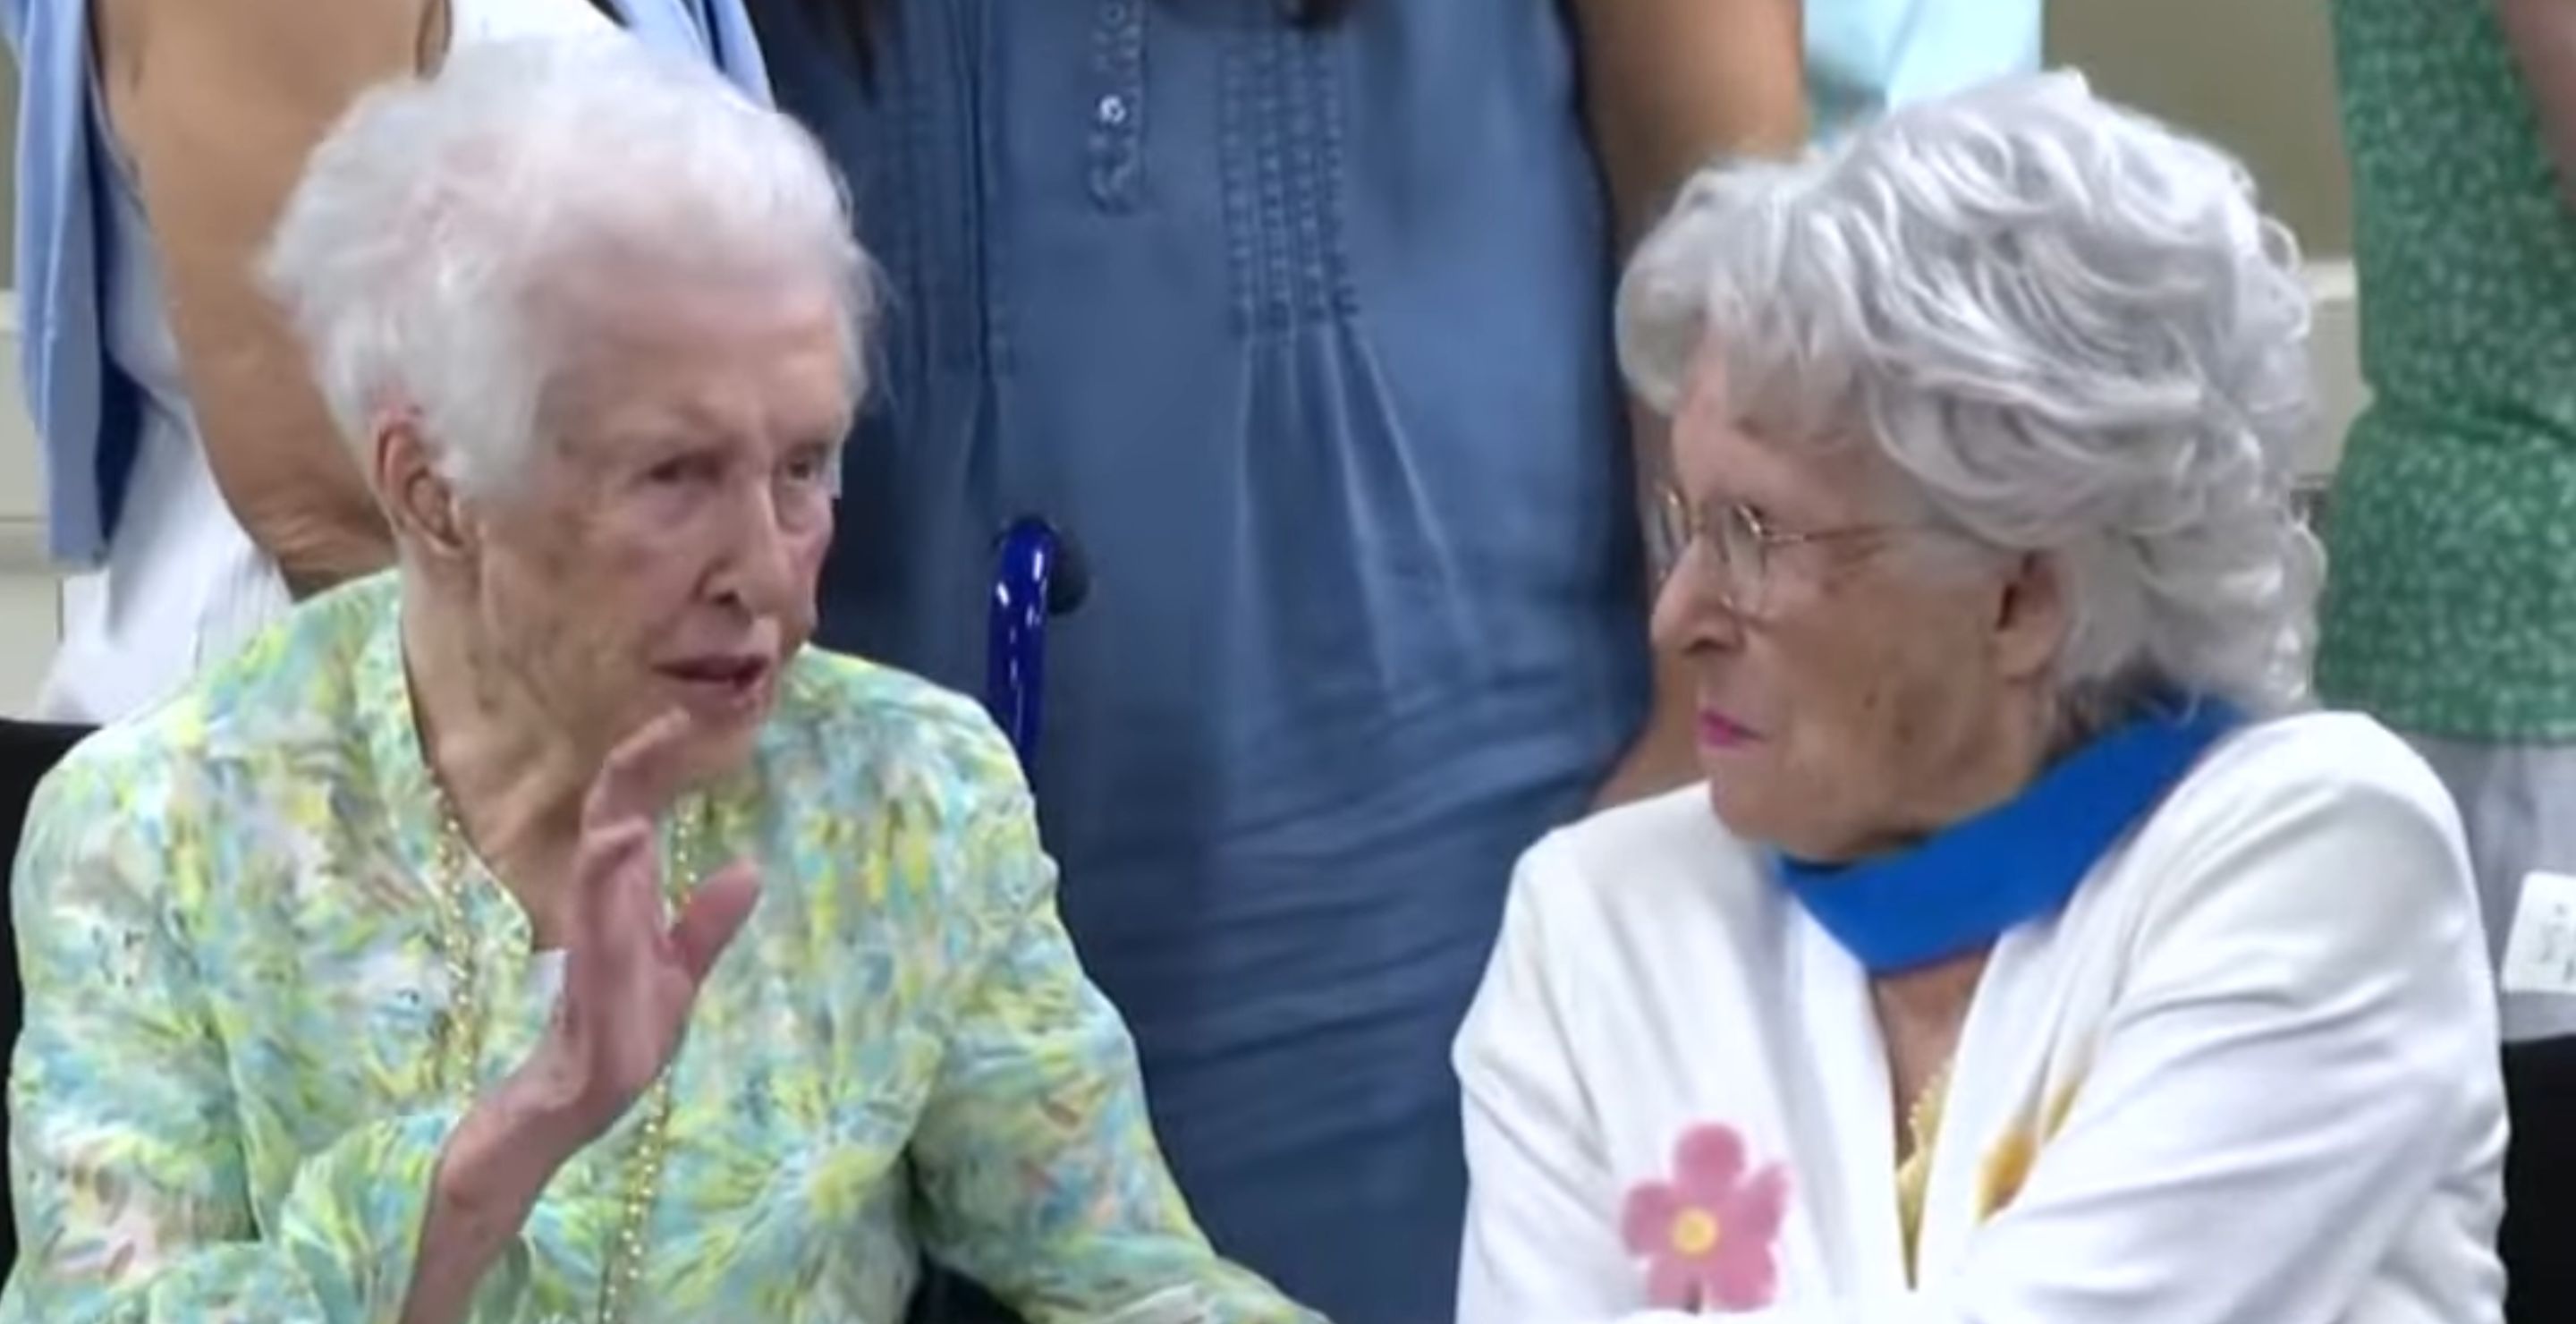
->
[779, 443, 836, 487]
[644, 452, 724, 488]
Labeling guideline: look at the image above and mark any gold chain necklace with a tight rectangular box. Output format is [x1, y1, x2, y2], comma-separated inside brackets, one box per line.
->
[428, 805, 692, 1324]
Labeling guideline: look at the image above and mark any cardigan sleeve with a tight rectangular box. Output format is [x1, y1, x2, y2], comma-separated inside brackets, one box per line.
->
[6, 739, 536, 1321]
[1886, 743, 2504, 1324]
[906, 751, 1318, 1324]
[1456, 833, 1690, 1324]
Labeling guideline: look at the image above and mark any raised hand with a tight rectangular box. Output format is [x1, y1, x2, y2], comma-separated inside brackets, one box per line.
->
[405, 711, 764, 1324]
[513, 709, 763, 1146]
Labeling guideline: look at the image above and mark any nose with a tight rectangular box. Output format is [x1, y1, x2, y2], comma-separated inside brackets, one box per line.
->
[713, 481, 799, 615]
[1649, 554, 1743, 658]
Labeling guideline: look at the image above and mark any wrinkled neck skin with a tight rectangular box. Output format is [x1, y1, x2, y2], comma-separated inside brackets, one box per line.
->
[1875, 949, 1990, 1155]
[402, 575, 594, 944]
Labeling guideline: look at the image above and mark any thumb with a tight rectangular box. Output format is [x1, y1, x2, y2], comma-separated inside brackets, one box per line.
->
[669, 861, 762, 984]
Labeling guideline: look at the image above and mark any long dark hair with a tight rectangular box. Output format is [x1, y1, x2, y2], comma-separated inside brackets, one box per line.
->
[801, 0, 1354, 72]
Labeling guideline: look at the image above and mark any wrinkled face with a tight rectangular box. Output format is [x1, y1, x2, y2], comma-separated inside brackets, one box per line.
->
[1650, 353, 2050, 861]
[459, 276, 852, 782]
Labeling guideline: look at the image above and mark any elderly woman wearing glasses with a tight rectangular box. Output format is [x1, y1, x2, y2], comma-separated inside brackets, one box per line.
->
[1452, 74, 2506, 1324]
[1, 34, 1313, 1324]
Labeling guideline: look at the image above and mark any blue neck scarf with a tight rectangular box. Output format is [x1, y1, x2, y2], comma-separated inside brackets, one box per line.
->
[1774, 697, 2242, 975]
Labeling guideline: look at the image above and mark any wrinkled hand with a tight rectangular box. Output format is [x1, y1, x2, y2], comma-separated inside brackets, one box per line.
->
[513, 710, 763, 1149]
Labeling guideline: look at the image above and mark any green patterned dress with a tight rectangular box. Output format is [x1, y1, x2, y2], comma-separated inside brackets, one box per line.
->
[2322, 0, 2576, 736]
[2324, 0, 2576, 1043]
[1, 575, 1318, 1323]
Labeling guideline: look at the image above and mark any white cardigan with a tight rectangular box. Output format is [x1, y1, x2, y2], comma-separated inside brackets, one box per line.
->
[1453, 712, 2505, 1324]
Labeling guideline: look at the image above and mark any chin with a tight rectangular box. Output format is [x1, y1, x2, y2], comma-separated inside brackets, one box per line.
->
[1702, 777, 1769, 840]
[1702, 778, 1820, 857]
[658, 678, 777, 768]
[677, 721, 767, 789]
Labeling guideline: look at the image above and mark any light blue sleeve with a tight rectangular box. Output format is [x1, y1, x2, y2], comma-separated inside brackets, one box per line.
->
[606, 0, 774, 105]
[1806, 0, 2045, 139]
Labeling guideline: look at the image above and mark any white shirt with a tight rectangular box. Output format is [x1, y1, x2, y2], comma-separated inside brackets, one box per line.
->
[1454, 712, 2505, 1324]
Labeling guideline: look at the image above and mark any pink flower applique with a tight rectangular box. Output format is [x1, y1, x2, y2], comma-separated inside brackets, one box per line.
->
[1622, 1123, 1791, 1312]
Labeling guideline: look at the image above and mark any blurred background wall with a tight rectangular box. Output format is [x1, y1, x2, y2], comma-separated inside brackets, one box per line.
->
[2051, 0, 2351, 252]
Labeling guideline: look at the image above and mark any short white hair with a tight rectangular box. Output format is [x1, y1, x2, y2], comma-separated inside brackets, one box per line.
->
[264, 35, 872, 494]
[1619, 72, 2320, 721]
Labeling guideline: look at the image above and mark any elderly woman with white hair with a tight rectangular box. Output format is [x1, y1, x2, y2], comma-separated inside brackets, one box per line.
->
[0, 33, 1314, 1324]
[1453, 74, 2506, 1324]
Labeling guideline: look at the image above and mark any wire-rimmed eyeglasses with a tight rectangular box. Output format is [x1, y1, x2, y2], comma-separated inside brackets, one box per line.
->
[1653, 487, 1903, 620]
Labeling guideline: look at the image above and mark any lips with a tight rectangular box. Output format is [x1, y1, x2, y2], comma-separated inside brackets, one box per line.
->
[658, 654, 775, 712]
[1697, 709, 1759, 750]
[664, 657, 766, 684]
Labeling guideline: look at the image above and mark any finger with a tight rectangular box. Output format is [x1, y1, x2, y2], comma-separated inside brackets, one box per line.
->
[668, 861, 762, 985]
[580, 709, 699, 834]
[571, 819, 657, 955]
[573, 820, 655, 899]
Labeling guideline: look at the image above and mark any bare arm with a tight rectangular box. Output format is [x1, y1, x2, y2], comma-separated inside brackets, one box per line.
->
[394, 1087, 581, 1324]
[1564, 0, 1806, 807]
[91, 0, 429, 592]
[2501, 0, 2576, 210]
[1566, 0, 1806, 250]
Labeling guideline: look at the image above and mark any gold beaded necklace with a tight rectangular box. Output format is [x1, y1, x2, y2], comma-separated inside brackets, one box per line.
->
[428, 805, 693, 1324]
[1894, 1058, 1953, 1286]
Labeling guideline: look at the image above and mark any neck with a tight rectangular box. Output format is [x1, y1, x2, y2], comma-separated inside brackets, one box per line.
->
[402, 582, 593, 910]
[1873, 950, 1989, 1036]
[1873, 949, 1987, 1151]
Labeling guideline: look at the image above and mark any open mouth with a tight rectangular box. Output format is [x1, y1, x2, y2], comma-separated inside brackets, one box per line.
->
[660, 656, 774, 709]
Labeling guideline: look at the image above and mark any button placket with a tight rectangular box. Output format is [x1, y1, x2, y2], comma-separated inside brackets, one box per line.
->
[1088, 0, 1148, 209]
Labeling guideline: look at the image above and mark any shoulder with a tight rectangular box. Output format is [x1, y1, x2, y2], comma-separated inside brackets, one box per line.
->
[757, 649, 1038, 914]
[15, 709, 219, 929]
[2143, 709, 2464, 886]
[2110, 709, 2479, 987]
[767, 647, 1024, 804]
[185, 575, 387, 763]
[1519, 784, 1749, 899]
[1491, 784, 1782, 987]
[27, 580, 386, 857]
[16, 585, 385, 931]
[758, 650, 1055, 954]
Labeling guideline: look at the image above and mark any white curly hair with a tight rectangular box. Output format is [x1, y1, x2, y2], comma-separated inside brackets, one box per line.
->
[263, 34, 873, 496]
[1618, 72, 2321, 725]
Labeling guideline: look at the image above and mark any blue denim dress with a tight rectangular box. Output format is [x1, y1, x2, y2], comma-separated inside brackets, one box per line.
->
[752, 3, 1651, 1319]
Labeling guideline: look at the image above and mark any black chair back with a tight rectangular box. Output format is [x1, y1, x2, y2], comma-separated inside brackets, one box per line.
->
[2504, 1038, 2576, 1323]
[0, 719, 93, 1277]
[1, 720, 89, 877]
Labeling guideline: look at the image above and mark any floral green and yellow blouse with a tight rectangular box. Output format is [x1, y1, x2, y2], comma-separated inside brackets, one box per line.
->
[2, 575, 1315, 1324]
